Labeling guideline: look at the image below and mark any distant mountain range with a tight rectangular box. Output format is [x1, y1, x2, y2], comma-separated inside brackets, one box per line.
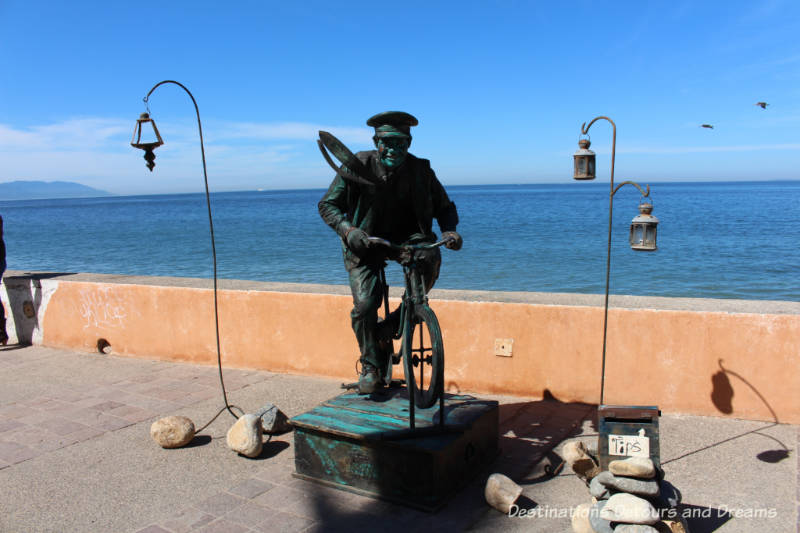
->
[0, 180, 111, 200]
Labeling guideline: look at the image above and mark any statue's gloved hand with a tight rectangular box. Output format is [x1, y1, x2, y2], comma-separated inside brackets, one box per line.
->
[395, 247, 413, 266]
[441, 231, 463, 251]
[345, 227, 371, 255]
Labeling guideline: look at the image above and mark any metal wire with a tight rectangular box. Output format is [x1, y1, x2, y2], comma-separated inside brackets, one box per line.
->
[143, 80, 243, 424]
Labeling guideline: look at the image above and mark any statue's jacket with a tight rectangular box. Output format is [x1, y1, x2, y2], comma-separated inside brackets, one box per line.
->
[318, 150, 459, 270]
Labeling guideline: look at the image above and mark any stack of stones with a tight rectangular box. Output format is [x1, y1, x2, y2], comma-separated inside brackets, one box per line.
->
[563, 441, 689, 533]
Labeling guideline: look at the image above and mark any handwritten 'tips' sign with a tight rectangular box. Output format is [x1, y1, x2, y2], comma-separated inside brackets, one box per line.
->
[608, 428, 650, 458]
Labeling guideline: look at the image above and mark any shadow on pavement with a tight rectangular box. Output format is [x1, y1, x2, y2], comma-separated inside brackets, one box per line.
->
[668, 358, 794, 467]
[495, 390, 595, 485]
[256, 439, 290, 460]
[678, 503, 732, 533]
[183, 435, 213, 448]
[0, 342, 28, 352]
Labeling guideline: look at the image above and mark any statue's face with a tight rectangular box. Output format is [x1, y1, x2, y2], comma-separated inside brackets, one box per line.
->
[376, 136, 410, 170]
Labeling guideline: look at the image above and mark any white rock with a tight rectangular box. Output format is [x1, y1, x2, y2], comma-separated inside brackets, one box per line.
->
[614, 524, 658, 533]
[562, 440, 588, 464]
[600, 493, 659, 525]
[562, 440, 600, 481]
[226, 414, 263, 458]
[615, 525, 659, 533]
[150, 416, 195, 448]
[484, 473, 522, 514]
[609, 457, 656, 479]
[589, 473, 612, 500]
[593, 470, 660, 498]
[571, 502, 594, 533]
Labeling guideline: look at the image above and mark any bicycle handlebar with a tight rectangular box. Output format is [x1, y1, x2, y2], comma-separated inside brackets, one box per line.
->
[367, 236, 454, 251]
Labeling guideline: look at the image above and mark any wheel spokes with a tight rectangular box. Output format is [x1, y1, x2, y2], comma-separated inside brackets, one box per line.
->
[412, 322, 433, 392]
[419, 322, 424, 389]
[404, 306, 444, 410]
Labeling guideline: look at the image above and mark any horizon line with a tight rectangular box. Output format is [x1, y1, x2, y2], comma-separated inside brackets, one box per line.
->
[1, 177, 799, 202]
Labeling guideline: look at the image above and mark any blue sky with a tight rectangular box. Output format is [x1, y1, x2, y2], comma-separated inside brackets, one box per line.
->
[1, 1, 799, 195]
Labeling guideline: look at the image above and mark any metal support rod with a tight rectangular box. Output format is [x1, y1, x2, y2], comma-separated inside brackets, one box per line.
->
[580, 117, 649, 406]
[143, 80, 238, 420]
[439, 384, 445, 428]
[409, 386, 416, 430]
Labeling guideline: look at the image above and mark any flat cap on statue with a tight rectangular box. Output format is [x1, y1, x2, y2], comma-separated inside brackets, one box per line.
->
[367, 111, 418, 137]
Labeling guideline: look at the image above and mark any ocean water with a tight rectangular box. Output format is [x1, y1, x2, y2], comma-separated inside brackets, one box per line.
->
[1, 181, 798, 301]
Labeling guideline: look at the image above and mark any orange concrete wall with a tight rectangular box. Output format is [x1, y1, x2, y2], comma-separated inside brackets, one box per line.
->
[3, 273, 798, 423]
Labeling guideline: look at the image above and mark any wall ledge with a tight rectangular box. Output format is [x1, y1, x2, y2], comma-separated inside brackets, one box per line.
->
[5, 270, 799, 315]
[3, 270, 798, 423]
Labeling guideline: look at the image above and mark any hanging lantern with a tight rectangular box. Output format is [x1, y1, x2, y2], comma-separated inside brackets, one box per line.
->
[629, 201, 659, 251]
[130, 112, 164, 171]
[573, 138, 596, 180]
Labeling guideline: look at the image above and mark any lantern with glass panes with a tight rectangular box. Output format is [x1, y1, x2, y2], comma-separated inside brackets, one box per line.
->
[573, 138, 596, 180]
[629, 200, 659, 251]
[130, 112, 163, 171]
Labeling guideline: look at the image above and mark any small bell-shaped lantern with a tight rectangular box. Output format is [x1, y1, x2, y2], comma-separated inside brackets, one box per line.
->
[629, 201, 659, 251]
[131, 112, 164, 171]
[573, 138, 596, 180]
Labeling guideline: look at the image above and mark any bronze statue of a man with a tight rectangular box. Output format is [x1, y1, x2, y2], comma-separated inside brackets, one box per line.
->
[318, 111, 462, 394]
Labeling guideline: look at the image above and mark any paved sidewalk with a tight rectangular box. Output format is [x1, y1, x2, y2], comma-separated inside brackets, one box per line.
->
[0, 345, 797, 533]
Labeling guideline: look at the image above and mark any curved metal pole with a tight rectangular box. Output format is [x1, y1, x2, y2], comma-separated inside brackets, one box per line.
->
[143, 80, 239, 420]
[582, 118, 653, 406]
[612, 181, 649, 198]
[581, 116, 615, 406]
[596, 178, 651, 406]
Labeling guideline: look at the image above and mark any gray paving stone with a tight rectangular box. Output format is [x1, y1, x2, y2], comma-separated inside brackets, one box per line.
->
[56, 389, 92, 402]
[122, 395, 182, 412]
[195, 491, 247, 517]
[252, 511, 313, 533]
[253, 461, 296, 485]
[107, 404, 156, 422]
[0, 404, 29, 418]
[0, 419, 24, 433]
[90, 413, 133, 431]
[159, 507, 216, 533]
[38, 417, 92, 436]
[0, 440, 37, 464]
[195, 517, 252, 533]
[228, 478, 276, 499]
[252, 485, 310, 515]
[87, 400, 127, 412]
[134, 526, 172, 533]
[223, 501, 277, 528]
[22, 398, 61, 409]
[2, 425, 101, 452]
[72, 397, 114, 408]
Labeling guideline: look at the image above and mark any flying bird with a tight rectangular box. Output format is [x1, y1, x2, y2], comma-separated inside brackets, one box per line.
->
[701, 124, 714, 129]
[755, 102, 769, 109]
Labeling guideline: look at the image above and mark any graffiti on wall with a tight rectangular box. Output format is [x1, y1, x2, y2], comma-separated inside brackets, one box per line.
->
[79, 288, 130, 330]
